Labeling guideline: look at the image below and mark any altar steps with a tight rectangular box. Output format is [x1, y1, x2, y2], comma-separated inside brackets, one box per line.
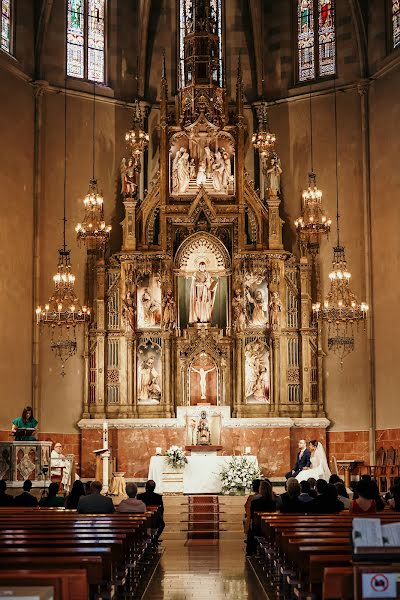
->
[163, 495, 246, 541]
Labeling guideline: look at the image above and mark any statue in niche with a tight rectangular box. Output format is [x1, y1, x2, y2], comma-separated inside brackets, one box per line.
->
[189, 158, 196, 179]
[172, 148, 182, 193]
[191, 364, 216, 400]
[212, 150, 226, 191]
[189, 261, 218, 324]
[232, 288, 246, 333]
[269, 292, 282, 330]
[138, 355, 161, 402]
[196, 161, 207, 186]
[162, 290, 176, 331]
[265, 154, 282, 196]
[140, 288, 161, 327]
[120, 157, 138, 198]
[245, 342, 270, 403]
[177, 148, 190, 193]
[204, 146, 214, 178]
[122, 290, 136, 331]
[245, 287, 268, 327]
[196, 410, 211, 445]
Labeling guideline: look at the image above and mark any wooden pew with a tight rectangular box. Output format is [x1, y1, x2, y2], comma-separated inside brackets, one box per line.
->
[0, 569, 88, 600]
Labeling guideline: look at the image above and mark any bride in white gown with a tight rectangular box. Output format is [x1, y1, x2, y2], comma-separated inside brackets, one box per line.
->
[296, 440, 331, 482]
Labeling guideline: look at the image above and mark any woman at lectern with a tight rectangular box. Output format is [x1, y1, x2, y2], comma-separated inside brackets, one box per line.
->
[11, 406, 38, 441]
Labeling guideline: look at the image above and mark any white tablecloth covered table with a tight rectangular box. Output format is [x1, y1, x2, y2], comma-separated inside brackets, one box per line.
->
[148, 455, 258, 494]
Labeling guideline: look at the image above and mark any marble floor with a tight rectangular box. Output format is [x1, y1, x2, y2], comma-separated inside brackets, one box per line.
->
[142, 540, 267, 600]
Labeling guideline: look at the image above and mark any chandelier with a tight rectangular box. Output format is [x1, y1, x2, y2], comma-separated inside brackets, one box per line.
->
[252, 101, 276, 156]
[76, 82, 111, 249]
[312, 246, 368, 364]
[295, 171, 331, 253]
[312, 85, 368, 364]
[125, 99, 149, 168]
[75, 178, 111, 248]
[36, 80, 90, 375]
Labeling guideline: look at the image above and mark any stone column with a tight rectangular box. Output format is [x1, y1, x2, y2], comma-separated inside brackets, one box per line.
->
[267, 194, 283, 250]
[82, 327, 90, 418]
[163, 335, 173, 417]
[299, 256, 314, 417]
[126, 335, 134, 418]
[122, 200, 138, 251]
[93, 261, 106, 419]
[234, 336, 243, 417]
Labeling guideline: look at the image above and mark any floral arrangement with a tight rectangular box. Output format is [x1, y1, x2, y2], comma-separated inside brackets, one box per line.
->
[165, 445, 188, 470]
[220, 456, 261, 494]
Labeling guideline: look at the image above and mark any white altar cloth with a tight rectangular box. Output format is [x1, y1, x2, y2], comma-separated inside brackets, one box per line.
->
[148, 455, 258, 494]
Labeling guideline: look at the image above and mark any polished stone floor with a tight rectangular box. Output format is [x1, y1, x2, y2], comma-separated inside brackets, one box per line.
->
[142, 540, 266, 599]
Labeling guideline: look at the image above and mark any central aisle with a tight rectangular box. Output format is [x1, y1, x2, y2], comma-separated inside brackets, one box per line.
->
[142, 540, 266, 600]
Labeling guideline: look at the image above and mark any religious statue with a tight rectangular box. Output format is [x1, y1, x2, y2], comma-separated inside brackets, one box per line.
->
[189, 158, 196, 179]
[120, 157, 138, 198]
[212, 150, 226, 191]
[172, 148, 182, 193]
[162, 290, 176, 331]
[189, 261, 218, 324]
[177, 147, 190, 193]
[245, 287, 268, 327]
[138, 355, 161, 402]
[196, 161, 207, 186]
[269, 291, 282, 329]
[196, 410, 211, 445]
[204, 146, 214, 178]
[265, 154, 282, 196]
[252, 363, 270, 403]
[140, 288, 160, 327]
[245, 342, 270, 403]
[122, 290, 136, 331]
[232, 288, 246, 333]
[191, 364, 216, 400]
[222, 150, 231, 190]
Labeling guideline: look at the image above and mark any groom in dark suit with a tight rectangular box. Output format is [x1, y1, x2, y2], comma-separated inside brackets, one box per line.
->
[285, 439, 311, 479]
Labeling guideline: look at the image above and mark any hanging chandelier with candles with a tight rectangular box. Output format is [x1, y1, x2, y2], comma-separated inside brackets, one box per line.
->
[76, 82, 111, 249]
[312, 86, 368, 364]
[36, 80, 90, 375]
[295, 171, 332, 253]
[252, 101, 276, 156]
[125, 98, 149, 169]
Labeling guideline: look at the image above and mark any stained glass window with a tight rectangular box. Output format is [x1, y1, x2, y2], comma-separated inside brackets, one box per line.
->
[67, 0, 106, 83]
[298, 0, 315, 81]
[393, 0, 400, 49]
[1, 0, 12, 54]
[297, 0, 335, 82]
[318, 0, 335, 76]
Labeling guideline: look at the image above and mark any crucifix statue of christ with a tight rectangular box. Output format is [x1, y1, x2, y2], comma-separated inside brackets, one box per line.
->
[190, 365, 216, 399]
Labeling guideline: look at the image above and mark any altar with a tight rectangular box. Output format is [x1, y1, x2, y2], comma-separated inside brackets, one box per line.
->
[148, 454, 259, 494]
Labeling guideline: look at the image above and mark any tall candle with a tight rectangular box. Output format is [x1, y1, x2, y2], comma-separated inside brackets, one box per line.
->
[103, 421, 108, 450]
[245, 446, 251, 455]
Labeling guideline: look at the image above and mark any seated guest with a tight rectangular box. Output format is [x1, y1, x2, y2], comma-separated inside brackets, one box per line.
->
[65, 480, 85, 510]
[335, 481, 351, 509]
[369, 479, 385, 512]
[307, 477, 318, 498]
[244, 479, 261, 534]
[329, 474, 342, 485]
[350, 480, 376, 514]
[39, 482, 64, 507]
[84, 481, 92, 495]
[278, 478, 304, 513]
[137, 480, 165, 539]
[298, 480, 315, 505]
[246, 480, 276, 556]
[0, 480, 13, 506]
[77, 480, 115, 514]
[384, 477, 400, 503]
[14, 480, 38, 507]
[285, 439, 311, 479]
[388, 486, 400, 511]
[313, 480, 344, 513]
[117, 483, 146, 513]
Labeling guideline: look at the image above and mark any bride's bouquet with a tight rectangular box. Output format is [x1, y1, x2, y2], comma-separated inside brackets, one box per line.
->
[220, 456, 261, 494]
[165, 445, 188, 470]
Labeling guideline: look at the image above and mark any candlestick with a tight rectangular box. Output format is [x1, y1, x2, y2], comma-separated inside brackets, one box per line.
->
[245, 446, 251, 455]
[103, 421, 108, 450]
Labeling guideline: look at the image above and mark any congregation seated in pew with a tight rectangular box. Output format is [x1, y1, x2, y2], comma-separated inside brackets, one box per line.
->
[39, 481, 65, 507]
[77, 480, 115, 514]
[14, 479, 38, 507]
[0, 480, 13, 507]
[137, 479, 165, 539]
[117, 482, 146, 513]
[64, 480, 86, 509]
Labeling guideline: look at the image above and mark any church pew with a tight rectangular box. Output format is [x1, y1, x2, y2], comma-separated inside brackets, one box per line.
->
[323, 566, 353, 599]
[0, 556, 103, 587]
[0, 569, 88, 600]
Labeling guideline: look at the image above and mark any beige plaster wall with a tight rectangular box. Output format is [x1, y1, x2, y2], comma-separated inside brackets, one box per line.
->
[0, 70, 34, 429]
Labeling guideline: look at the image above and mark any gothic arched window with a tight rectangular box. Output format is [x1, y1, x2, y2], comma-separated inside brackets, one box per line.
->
[178, 0, 223, 88]
[297, 0, 335, 82]
[67, 0, 106, 83]
[393, 0, 400, 49]
[1, 0, 13, 54]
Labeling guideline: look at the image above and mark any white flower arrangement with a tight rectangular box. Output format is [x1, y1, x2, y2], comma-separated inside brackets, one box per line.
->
[165, 445, 188, 470]
[220, 456, 261, 494]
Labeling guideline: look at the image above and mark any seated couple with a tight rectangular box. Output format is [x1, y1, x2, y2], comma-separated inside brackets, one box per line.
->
[286, 439, 331, 482]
